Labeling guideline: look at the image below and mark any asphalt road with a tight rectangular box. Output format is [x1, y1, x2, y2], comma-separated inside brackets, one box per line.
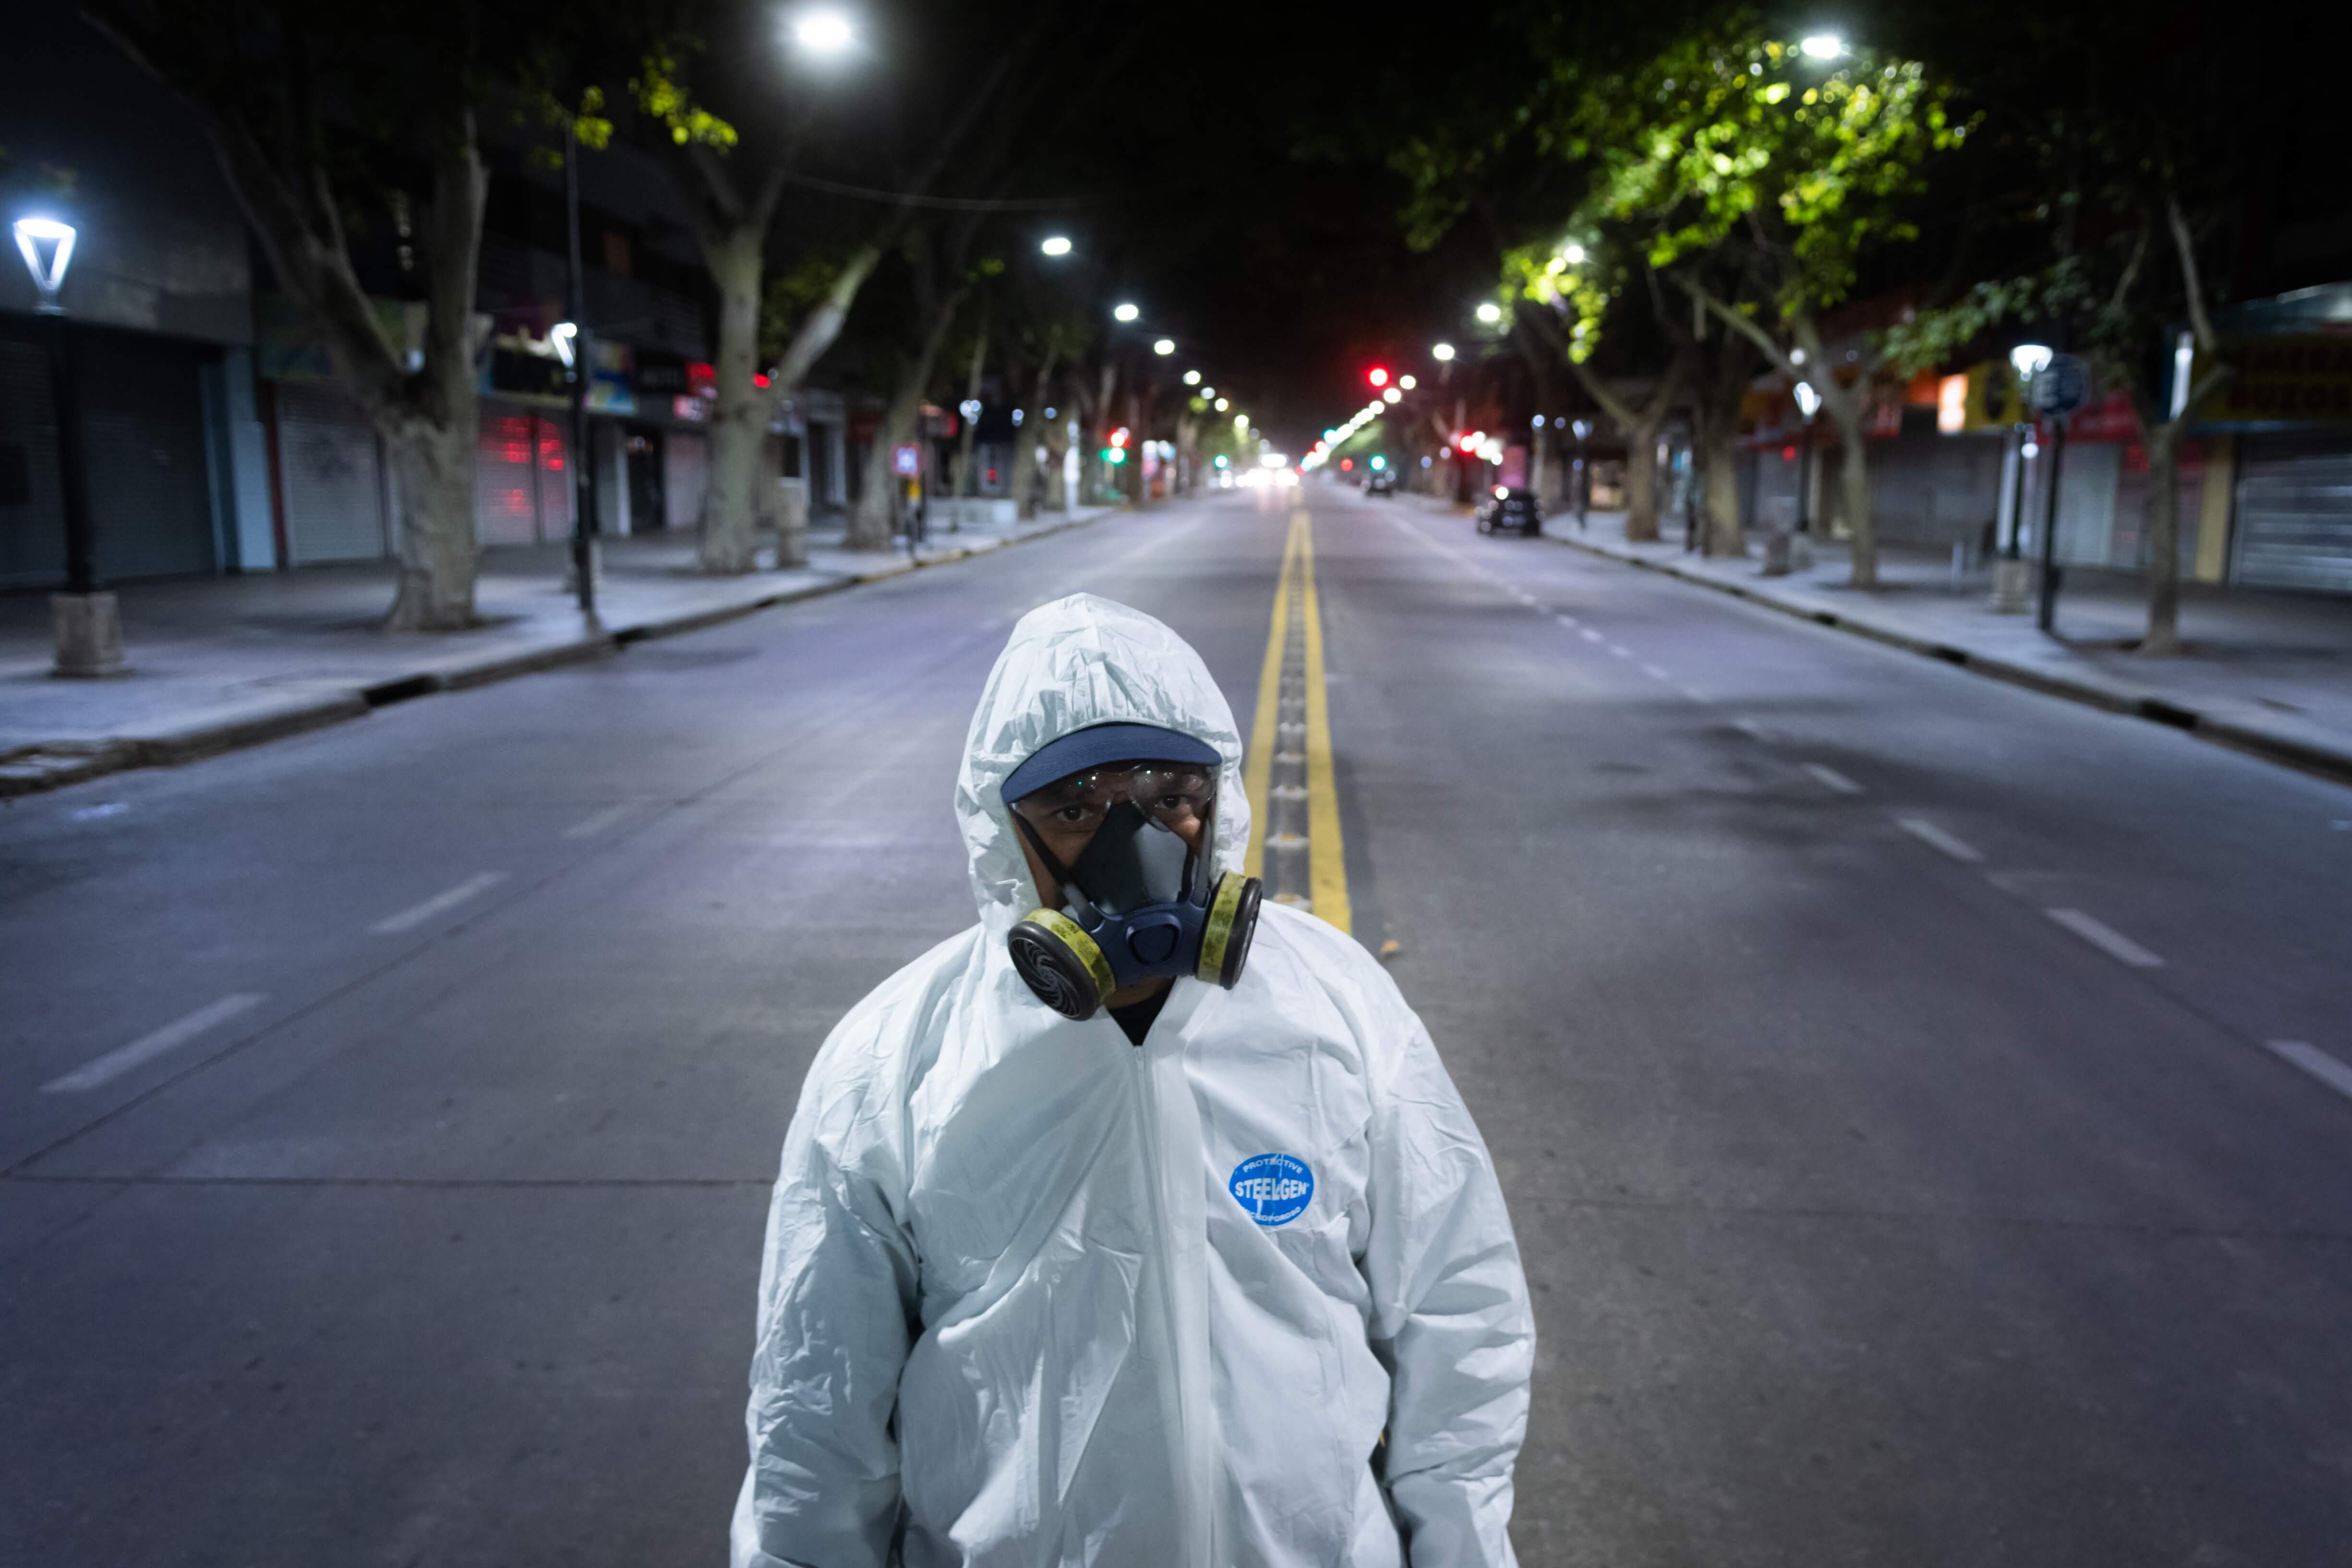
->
[3, 485, 2349, 1566]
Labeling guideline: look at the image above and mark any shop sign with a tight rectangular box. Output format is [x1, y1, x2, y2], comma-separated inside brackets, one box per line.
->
[2194, 334, 2352, 425]
[256, 293, 423, 382]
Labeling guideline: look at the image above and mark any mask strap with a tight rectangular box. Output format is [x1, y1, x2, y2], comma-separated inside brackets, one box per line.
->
[1008, 808, 1086, 910]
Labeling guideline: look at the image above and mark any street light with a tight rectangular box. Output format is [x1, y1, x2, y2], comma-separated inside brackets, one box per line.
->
[1215, 398, 1229, 411]
[1790, 382, 1821, 536]
[1200, 386, 1216, 398]
[1432, 342, 1456, 362]
[1382, 388, 1400, 404]
[14, 215, 113, 674]
[1571, 418, 1593, 527]
[792, 8, 856, 53]
[1040, 235, 1073, 257]
[1563, 243, 1586, 264]
[1475, 302, 1503, 324]
[1800, 33, 1845, 58]
[1398, 374, 1416, 390]
[1183, 369, 1201, 385]
[1997, 344, 2054, 599]
[1113, 302, 1140, 322]
[13, 217, 75, 310]
[1152, 338, 1175, 356]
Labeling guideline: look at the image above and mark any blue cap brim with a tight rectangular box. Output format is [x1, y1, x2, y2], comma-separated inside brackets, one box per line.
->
[1001, 722, 1222, 805]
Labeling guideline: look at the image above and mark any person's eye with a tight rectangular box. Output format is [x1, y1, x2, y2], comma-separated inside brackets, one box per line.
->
[1053, 805, 1092, 825]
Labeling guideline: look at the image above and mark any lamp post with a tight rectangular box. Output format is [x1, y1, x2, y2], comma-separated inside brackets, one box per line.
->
[1792, 379, 1821, 534]
[15, 216, 120, 676]
[1993, 343, 2050, 613]
[559, 121, 599, 617]
[1571, 418, 1592, 529]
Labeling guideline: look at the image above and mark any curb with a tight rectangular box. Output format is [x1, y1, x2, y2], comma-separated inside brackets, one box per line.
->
[0, 507, 1114, 800]
[1545, 531, 2352, 790]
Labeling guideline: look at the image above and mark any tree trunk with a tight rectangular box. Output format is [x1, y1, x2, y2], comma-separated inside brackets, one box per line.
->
[699, 223, 766, 573]
[846, 297, 965, 549]
[2142, 423, 2183, 655]
[381, 404, 480, 629]
[1823, 401, 1877, 588]
[953, 305, 988, 530]
[1624, 409, 1666, 542]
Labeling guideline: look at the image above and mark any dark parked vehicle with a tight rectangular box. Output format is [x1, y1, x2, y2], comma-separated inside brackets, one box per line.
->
[1474, 486, 1542, 535]
[1364, 469, 1397, 496]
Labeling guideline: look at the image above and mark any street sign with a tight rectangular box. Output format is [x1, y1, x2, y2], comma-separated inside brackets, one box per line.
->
[892, 442, 922, 477]
[2030, 353, 2089, 417]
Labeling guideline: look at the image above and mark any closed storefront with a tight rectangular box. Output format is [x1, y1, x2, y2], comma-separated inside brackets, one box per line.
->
[664, 429, 709, 533]
[0, 338, 67, 587]
[274, 383, 387, 564]
[2232, 434, 2352, 592]
[475, 406, 575, 547]
[76, 330, 217, 581]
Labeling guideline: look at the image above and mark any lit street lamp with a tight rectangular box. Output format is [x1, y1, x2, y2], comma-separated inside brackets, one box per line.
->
[560, 121, 600, 616]
[1994, 343, 2053, 612]
[1040, 235, 1073, 257]
[1432, 342, 1456, 362]
[792, 8, 856, 53]
[1113, 302, 1140, 323]
[1152, 338, 1175, 356]
[1475, 302, 1502, 324]
[1571, 418, 1592, 528]
[1791, 380, 1821, 538]
[14, 214, 117, 675]
[1182, 370, 1200, 386]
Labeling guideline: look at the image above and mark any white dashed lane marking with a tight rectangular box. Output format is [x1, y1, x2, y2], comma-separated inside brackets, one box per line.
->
[1896, 817, 1985, 864]
[2266, 1040, 2352, 1103]
[2044, 907, 2165, 968]
[562, 805, 635, 839]
[371, 872, 509, 935]
[1803, 763, 1864, 795]
[42, 993, 267, 1094]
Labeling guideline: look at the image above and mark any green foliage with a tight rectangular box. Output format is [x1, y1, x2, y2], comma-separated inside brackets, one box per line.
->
[632, 48, 739, 151]
[1582, 23, 1963, 317]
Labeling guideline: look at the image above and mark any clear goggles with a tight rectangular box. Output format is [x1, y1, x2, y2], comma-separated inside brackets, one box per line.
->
[1008, 763, 1217, 834]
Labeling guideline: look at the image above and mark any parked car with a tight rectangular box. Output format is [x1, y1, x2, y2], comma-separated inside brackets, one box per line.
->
[1364, 469, 1397, 496]
[1474, 486, 1543, 535]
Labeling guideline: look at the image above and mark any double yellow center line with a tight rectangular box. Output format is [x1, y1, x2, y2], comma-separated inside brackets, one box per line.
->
[1242, 510, 1351, 935]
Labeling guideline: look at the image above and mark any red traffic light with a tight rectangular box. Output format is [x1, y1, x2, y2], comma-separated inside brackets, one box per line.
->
[1340, 458, 1353, 471]
[1367, 367, 1389, 387]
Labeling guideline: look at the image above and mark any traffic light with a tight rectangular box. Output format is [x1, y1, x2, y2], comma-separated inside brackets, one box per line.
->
[1366, 367, 1389, 388]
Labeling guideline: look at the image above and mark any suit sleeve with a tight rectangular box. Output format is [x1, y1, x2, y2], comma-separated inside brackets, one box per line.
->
[1359, 1009, 1535, 1568]
[731, 1059, 920, 1568]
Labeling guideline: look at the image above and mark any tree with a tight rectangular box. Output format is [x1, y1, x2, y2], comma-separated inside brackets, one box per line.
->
[1569, 20, 1964, 585]
[1876, 0, 2297, 653]
[85, 1, 507, 629]
[614, 34, 1016, 573]
[1507, 247, 1690, 543]
[843, 221, 996, 549]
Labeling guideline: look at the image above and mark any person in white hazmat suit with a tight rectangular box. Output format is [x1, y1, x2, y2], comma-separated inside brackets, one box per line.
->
[732, 593, 1532, 1568]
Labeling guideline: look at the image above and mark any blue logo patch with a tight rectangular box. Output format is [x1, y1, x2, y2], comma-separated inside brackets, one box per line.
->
[1229, 1153, 1314, 1227]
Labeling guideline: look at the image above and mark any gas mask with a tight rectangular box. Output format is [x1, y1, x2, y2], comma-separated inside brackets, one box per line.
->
[1002, 750, 1263, 1022]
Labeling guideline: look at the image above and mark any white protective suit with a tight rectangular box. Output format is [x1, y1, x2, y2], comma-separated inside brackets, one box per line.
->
[732, 593, 1532, 1568]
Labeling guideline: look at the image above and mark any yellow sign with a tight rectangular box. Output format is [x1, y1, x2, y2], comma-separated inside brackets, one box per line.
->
[2196, 335, 2352, 425]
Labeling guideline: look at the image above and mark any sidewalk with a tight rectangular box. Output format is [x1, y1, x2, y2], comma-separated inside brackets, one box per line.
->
[0, 503, 1117, 796]
[1408, 491, 2352, 785]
